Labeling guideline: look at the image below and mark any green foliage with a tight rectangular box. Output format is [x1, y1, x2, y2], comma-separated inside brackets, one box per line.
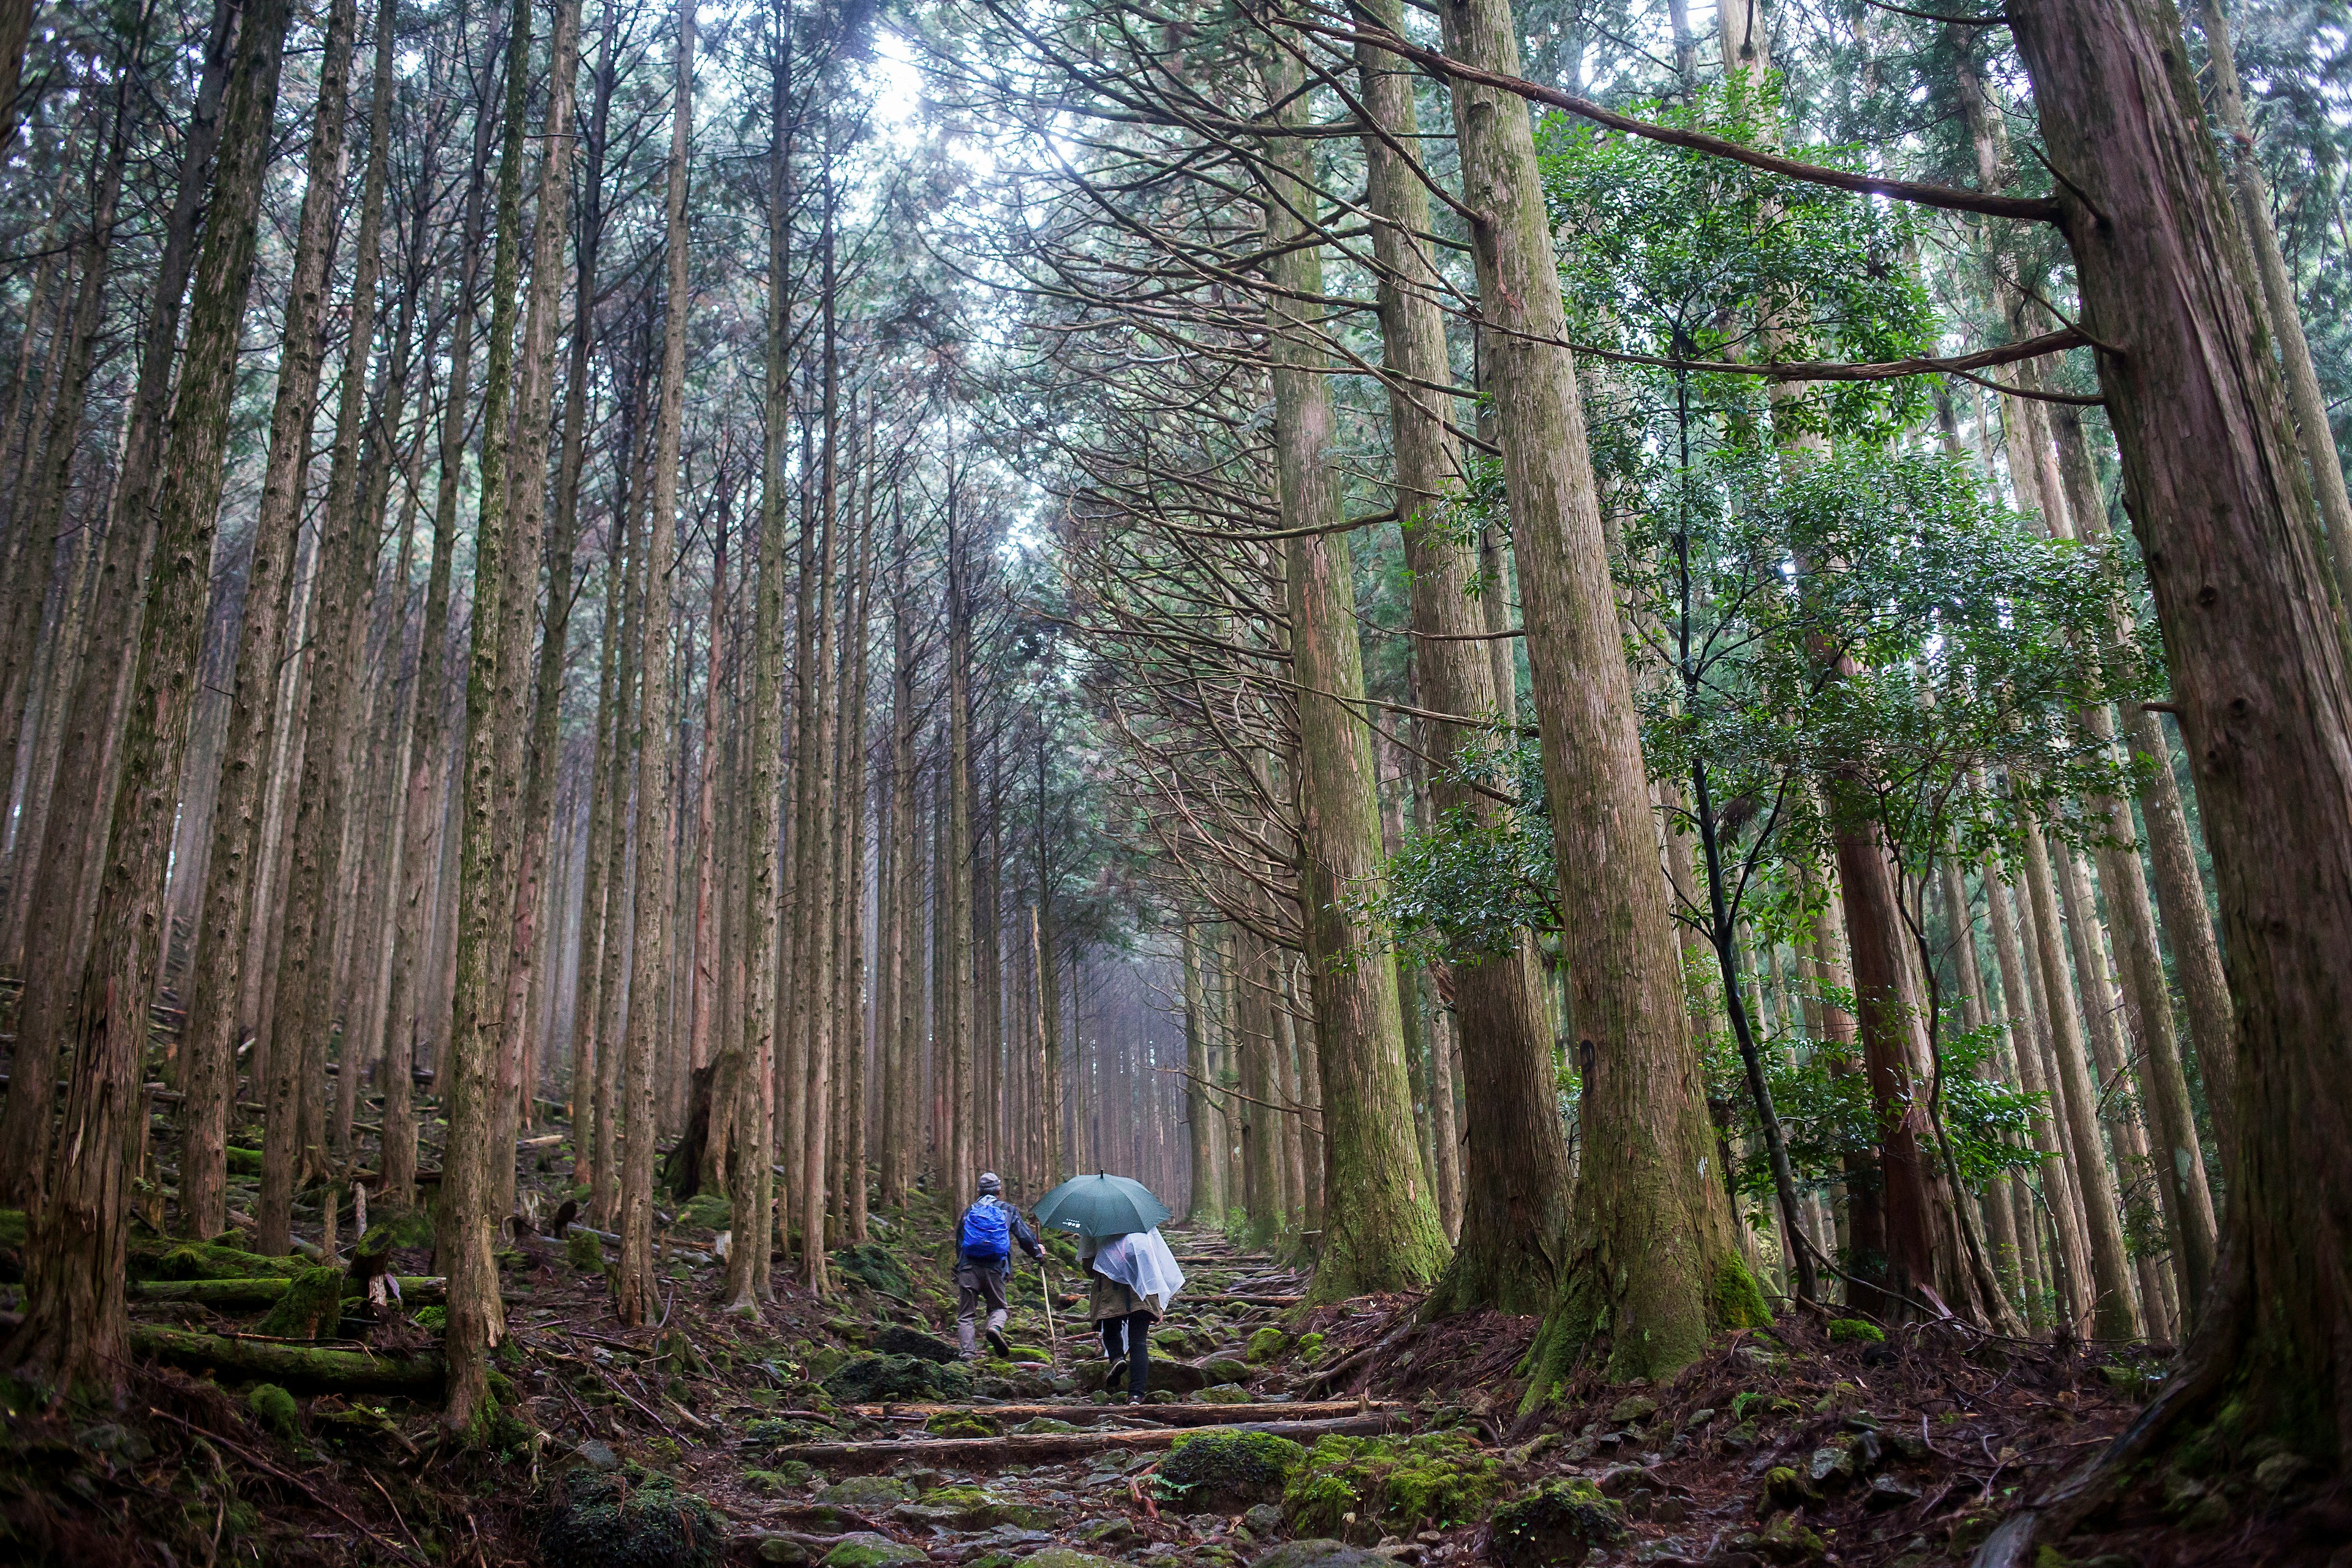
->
[1703, 1015, 2047, 1200]
[1157, 1430, 1305, 1512]
[568, 1229, 606, 1271]
[539, 1468, 725, 1568]
[1539, 77, 1936, 445]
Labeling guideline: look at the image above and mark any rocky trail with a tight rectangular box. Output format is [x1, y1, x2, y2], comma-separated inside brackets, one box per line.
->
[0, 1165, 2209, 1567]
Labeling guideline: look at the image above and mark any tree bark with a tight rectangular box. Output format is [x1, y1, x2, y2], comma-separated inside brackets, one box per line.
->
[616, 0, 694, 1331]
[1436, 0, 1764, 1384]
[1, 0, 295, 1392]
[251, 0, 371, 1254]
[1256, 32, 1446, 1298]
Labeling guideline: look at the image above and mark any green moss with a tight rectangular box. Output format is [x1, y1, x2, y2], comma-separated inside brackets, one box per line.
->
[255, 1268, 348, 1340]
[1005, 1344, 1050, 1364]
[819, 1534, 929, 1568]
[247, 1383, 300, 1440]
[924, 1412, 998, 1438]
[1159, 1430, 1306, 1513]
[1199, 1384, 1251, 1404]
[1487, 1479, 1627, 1568]
[1827, 1318, 1885, 1344]
[821, 1354, 971, 1404]
[1245, 1327, 1289, 1363]
[141, 1242, 312, 1282]
[832, 1242, 913, 1299]
[1282, 1431, 1503, 1538]
[1709, 1254, 1772, 1333]
[567, 1229, 606, 1271]
[539, 1468, 725, 1568]
[1295, 1332, 1326, 1363]
[680, 1193, 732, 1231]
[413, 1305, 447, 1332]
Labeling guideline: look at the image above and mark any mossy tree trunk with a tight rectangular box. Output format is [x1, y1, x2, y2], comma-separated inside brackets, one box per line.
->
[1258, 36, 1449, 1300]
[1352, 0, 1569, 1319]
[2001, 0, 2352, 1510]
[1, 0, 294, 1392]
[1434, 0, 1765, 1386]
[615, 0, 694, 1332]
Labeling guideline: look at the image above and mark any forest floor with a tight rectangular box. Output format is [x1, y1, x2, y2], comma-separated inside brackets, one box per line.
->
[0, 1114, 2330, 1567]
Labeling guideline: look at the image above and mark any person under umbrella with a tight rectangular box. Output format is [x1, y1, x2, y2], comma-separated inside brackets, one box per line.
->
[1083, 1226, 1185, 1404]
[953, 1172, 1044, 1360]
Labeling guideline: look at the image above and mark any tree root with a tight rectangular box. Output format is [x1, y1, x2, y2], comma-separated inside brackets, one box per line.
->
[767, 1412, 1395, 1474]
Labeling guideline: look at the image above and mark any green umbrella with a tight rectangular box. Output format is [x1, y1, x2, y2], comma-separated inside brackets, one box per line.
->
[1034, 1174, 1170, 1239]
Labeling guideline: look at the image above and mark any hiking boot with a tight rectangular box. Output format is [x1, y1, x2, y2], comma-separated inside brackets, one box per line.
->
[1102, 1357, 1127, 1392]
[987, 1328, 1012, 1358]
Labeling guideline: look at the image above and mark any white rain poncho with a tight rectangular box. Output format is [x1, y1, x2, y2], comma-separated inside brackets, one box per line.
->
[1087, 1227, 1186, 1307]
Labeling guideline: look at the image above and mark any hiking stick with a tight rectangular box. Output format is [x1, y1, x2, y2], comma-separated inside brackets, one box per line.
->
[1039, 1256, 1061, 1364]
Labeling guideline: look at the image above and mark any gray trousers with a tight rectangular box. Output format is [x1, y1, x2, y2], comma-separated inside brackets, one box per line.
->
[955, 1261, 1009, 1355]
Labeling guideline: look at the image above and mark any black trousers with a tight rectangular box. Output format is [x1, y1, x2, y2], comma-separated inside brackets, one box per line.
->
[1098, 1311, 1152, 1395]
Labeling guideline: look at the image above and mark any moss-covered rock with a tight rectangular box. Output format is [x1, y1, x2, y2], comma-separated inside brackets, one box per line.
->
[1283, 1432, 1502, 1539]
[873, 1324, 959, 1365]
[818, 1533, 929, 1568]
[1245, 1327, 1289, 1363]
[1204, 1357, 1251, 1384]
[901, 1486, 1055, 1530]
[1006, 1344, 1050, 1364]
[247, 1383, 300, 1440]
[820, 1354, 971, 1404]
[568, 1229, 606, 1271]
[1200, 1384, 1252, 1404]
[1161, 1430, 1307, 1513]
[1485, 1479, 1627, 1568]
[1295, 1332, 1326, 1363]
[923, 1412, 997, 1438]
[538, 1468, 725, 1568]
[1250, 1544, 1385, 1568]
[818, 1476, 913, 1508]
[1016, 1416, 1082, 1434]
[834, 1242, 913, 1300]
[255, 1268, 349, 1340]
[679, 1193, 732, 1231]
[1826, 1318, 1885, 1344]
[1019, 1551, 1122, 1568]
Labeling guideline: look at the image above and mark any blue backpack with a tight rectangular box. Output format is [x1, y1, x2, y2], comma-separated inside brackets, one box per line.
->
[960, 1197, 1011, 1262]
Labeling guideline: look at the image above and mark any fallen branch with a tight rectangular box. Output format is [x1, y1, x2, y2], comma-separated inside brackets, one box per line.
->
[130, 1276, 445, 1306]
[765, 1414, 1396, 1474]
[850, 1400, 1395, 1427]
[132, 1326, 445, 1393]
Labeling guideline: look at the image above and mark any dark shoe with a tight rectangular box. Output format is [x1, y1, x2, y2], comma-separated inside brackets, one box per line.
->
[987, 1328, 1012, 1358]
[1102, 1357, 1127, 1392]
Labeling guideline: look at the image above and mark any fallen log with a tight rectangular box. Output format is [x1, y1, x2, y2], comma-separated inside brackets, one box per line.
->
[1181, 1295, 1304, 1307]
[852, 1399, 1395, 1427]
[130, 1275, 445, 1306]
[130, 1325, 445, 1393]
[763, 1413, 1396, 1474]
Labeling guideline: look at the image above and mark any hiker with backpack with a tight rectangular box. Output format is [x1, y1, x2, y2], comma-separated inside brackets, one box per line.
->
[954, 1172, 1045, 1359]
